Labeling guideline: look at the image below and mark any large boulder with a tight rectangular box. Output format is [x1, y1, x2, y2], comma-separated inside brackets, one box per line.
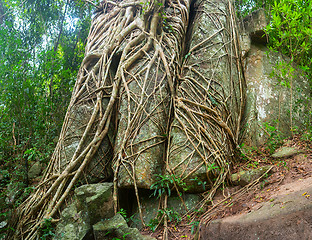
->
[61, 102, 115, 183]
[242, 8, 268, 44]
[114, 0, 192, 190]
[54, 202, 91, 240]
[168, 0, 244, 192]
[243, 44, 310, 146]
[74, 182, 114, 224]
[240, 10, 311, 146]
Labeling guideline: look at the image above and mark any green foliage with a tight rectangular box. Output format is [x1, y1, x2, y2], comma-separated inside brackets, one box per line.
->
[235, 0, 269, 18]
[265, 0, 312, 63]
[147, 208, 181, 232]
[117, 208, 127, 219]
[0, 0, 92, 220]
[147, 218, 159, 232]
[263, 121, 283, 153]
[265, 0, 312, 133]
[190, 177, 207, 191]
[190, 220, 200, 235]
[150, 174, 188, 198]
[39, 218, 55, 240]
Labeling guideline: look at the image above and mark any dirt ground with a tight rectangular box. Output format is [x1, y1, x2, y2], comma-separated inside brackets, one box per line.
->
[141, 134, 312, 239]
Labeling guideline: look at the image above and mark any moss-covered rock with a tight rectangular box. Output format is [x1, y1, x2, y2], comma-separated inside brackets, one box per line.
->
[93, 214, 155, 240]
[271, 147, 303, 158]
[54, 183, 114, 240]
[75, 182, 114, 224]
[231, 165, 272, 186]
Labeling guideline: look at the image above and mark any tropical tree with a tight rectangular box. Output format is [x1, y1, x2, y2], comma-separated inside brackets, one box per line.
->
[7, 0, 246, 239]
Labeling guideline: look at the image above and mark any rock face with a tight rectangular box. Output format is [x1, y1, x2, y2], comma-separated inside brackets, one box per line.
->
[242, 9, 268, 44]
[130, 193, 201, 229]
[200, 181, 312, 240]
[74, 182, 114, 224]
[61, 102, 115, 182]
[54, 182, 157, 240]
[114, 0, 192, 190]
[241, 9, 311, 146]
[168, 0, 245, 192]
[54, 202, 90, 240]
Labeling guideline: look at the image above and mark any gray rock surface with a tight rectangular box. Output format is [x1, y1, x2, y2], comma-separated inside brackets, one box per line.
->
[28, 162, 42, 179]
[75, 182, 114, 224]
[93, 214, 155, 240]
[243, 43, 310, 146]
[114, 1, 192, 190]
[200, 182, 312, 240]
[168, 0, 244, 193]
[242, 8, 268, 44]
[54, 202, 90, 240]
[240, 9, 311, 147]
[130, 193, 201, 229]
[54, 183, 114, 240]
[271, 147, 303, 158]
[61, 102, 115, 183]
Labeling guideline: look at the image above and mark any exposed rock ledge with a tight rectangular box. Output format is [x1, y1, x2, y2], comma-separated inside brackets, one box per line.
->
[200, 177, 312, 240]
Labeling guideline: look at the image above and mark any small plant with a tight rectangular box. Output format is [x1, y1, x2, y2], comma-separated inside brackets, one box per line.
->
[147, 218, 159, 232]
[147, 208, 181, 232]
[248, 161, 259, 169]
[163, 208, 181, 224]
[191, 220, 200, 234]
[117, 208, 127, 219]
[190, 177, 207, 191]
[150, 174, 187, 198]
[39, 218, 55, 240]
[117, 208, 135, 224]
[276, 160, 289, 170]
[263, 122, 283, 153]
[207, 162, 219, 172]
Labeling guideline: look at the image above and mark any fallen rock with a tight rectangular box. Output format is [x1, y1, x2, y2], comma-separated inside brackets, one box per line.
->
[271, 147, 303, 158]
[231, 166, 272, 186]
[54, 182, 114, 240]
[54, 202, 90, 240]
[75, 182, 114, 224]
[93, 214, 155, 240]
[28, 162, 42, 179]
[200, 184, 312, 240]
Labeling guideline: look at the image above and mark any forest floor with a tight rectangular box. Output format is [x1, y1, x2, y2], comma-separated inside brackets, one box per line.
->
[141, 134, 312, 239]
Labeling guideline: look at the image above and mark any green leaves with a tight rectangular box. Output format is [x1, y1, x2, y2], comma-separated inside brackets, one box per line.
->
[0, 0, 91, 213]
[266, 0, 312, 65]
[150, 174, 188, 198]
